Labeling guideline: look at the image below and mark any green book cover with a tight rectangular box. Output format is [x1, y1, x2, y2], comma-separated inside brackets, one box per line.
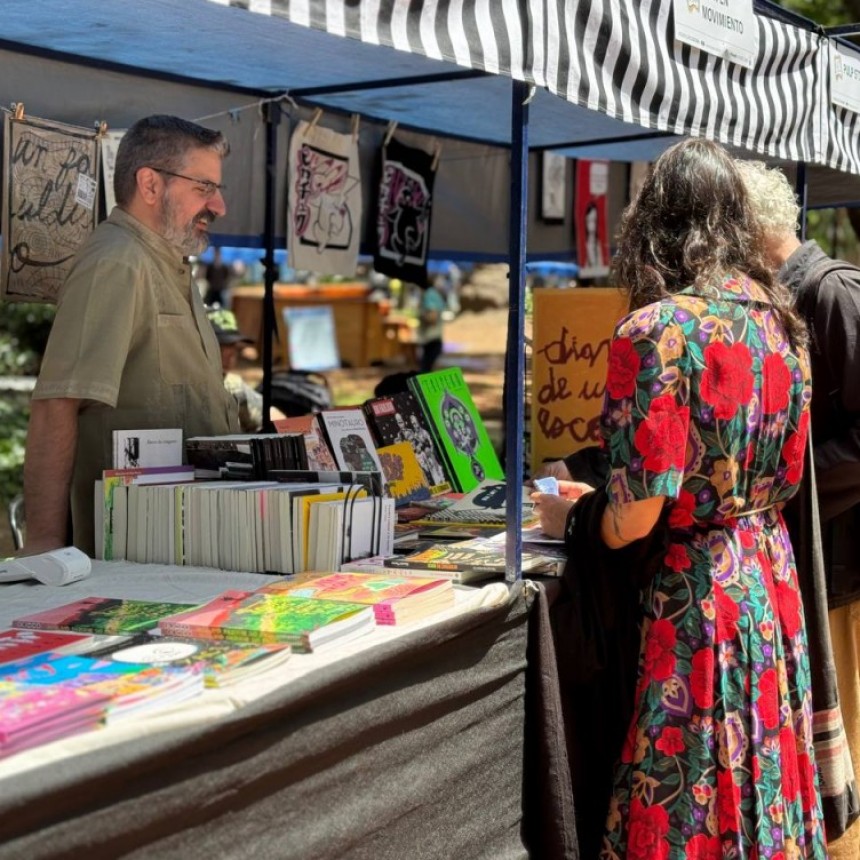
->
[13, 597, 198, 635]
[408, 367, 504, 492]
[173, 593, 374, 652]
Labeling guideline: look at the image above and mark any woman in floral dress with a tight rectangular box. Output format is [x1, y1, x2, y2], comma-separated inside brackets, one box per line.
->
[533, 139, 827, 859]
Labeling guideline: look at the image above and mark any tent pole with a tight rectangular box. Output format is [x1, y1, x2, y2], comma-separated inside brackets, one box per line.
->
[504, 79, 530, 584]
[795, 161, 809, 242]
[261, 101, 280, 432]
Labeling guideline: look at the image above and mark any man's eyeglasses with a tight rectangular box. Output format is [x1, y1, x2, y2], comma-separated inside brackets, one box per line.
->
[150, 167, 225, 198]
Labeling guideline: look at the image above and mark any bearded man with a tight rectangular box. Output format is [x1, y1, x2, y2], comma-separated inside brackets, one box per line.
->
[23, 115, 239, 556]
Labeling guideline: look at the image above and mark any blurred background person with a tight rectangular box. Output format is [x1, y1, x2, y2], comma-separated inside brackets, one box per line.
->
[207, 308, 285, 432]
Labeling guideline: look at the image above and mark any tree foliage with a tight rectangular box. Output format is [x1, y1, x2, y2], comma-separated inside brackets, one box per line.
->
[778, 1, 858, 27]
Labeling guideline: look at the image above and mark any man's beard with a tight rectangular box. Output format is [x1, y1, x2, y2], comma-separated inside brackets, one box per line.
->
[159, 192, 214, 256]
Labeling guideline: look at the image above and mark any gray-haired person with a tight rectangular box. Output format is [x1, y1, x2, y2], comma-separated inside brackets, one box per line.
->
[24, 115, 239, 557]
[737, 159, 860, 855]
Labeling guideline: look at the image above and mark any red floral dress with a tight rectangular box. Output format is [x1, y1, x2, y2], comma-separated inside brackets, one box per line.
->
[600, 275, 827, 860]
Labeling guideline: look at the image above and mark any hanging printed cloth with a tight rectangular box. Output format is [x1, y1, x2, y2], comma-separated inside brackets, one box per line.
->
[374, 138, 435, 286]
[287, 119, 362, 277]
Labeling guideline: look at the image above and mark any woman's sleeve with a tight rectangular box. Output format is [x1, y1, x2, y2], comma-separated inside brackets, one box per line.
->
[600, 303, 691, 504]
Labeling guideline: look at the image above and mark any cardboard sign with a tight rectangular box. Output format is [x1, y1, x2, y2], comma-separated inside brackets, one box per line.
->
[530, 287, 628, 473]
[2, 114, 100, 303]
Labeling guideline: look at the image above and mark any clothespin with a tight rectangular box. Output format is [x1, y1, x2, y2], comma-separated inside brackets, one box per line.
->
[431, 141, 442, 172]
[351, 113, 360, 143]
[94, 120, 108, 137]
[12, 102, 24, 121]
[384, 121, 398, 148]
[307, 107, 323, 132]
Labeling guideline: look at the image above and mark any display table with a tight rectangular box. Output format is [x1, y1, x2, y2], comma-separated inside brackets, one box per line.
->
[0, 563, 574, 859]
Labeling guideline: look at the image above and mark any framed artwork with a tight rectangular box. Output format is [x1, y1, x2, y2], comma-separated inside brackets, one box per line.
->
[540, 151, 567, 222]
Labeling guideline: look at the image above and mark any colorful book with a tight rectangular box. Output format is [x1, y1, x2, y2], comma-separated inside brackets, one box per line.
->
[377, 441, 431, 506]
[98, 637, 292, 688]
[273, 415, 339, 471]
[12, 597, 198, 635]
[0, 653, 204, 723]
[0, 629, 94, 665]
[316, 409, 384, 475]
[381, 538, 557, 584]
[408, 367, 504, 492]
[0, 680, 109, 758]
[363, 391, 451, 493]
[408, 480, 537, 528]
[259, 571, 454, 625]
[160, 591, 375, 653]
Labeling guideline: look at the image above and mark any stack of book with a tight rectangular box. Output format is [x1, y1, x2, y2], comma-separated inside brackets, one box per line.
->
[98, 478, 396, 574]
[158, 590, 375, 653]
[0, 653, 204, 725]
[260, 571, 454, 625]
[91, 637, 293, 688]
[0, 681, 110, 758]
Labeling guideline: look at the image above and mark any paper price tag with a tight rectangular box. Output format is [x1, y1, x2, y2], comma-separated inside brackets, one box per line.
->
[75, 173, 97, 210]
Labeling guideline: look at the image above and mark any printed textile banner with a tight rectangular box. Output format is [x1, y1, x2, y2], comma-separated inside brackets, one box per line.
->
[100, 130, 126, 217]
[574, 160, 610, 280]
[374, 138, 436, 286]
[287, 120, 362, 277]
[2, 114, 100, 303]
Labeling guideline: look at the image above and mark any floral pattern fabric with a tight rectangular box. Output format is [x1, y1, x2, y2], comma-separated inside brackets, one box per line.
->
[600, 275, 827, 860]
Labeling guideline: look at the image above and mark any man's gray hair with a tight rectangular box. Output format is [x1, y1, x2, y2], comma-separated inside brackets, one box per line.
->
[735, 159, 800, 240]
[114, 115, 229, 207]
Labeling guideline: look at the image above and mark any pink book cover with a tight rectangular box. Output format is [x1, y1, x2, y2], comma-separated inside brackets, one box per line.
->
[0, 681, 109, 743]
[158, 590, 252, 639]
[261, 572, 453, 623]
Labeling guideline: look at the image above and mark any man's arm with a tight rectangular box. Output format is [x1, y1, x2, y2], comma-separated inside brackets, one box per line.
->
[22, 398, 81, 554]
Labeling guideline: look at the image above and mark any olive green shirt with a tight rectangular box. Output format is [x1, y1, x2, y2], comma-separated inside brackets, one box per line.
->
[33, 208, 239, 555]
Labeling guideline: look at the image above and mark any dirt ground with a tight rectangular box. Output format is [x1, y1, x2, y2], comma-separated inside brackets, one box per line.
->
[241, 306, 518, 424]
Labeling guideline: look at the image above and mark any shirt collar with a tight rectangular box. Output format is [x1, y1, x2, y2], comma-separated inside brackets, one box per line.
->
[677, 272, 773, 305]
[106, 207, 186, 267]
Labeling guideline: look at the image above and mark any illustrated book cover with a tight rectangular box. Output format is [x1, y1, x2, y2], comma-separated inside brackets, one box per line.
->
[100, 636, 292, 688]
[317, 409, 384, 476]
[0, 680, 109, 756]
[273, 414, 339, 471]
[382, 537, 557, 584]
[362, 391, 450, 492]
[376, 441, 431, 506]
[112, 428, 182, 470]
[407, 368, 504, 492]
[12, 597, 198, 635]
[259, 571, 454, 625]
[157, 591, 375, 652]
[407, 480, 537, 528]
[0, 629, 93, 666]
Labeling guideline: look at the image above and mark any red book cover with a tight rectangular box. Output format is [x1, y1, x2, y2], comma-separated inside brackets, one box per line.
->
[0, 629, 92, 666]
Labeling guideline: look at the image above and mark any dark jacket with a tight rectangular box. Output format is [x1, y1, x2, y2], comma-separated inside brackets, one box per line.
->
[782, 240, 860, 607]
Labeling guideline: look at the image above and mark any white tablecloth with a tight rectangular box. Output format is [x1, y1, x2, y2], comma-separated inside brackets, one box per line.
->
[0, 560, 511, 778]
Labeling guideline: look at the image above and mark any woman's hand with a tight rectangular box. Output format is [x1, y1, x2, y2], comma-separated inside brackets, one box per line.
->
[557, 480, 595, 501]
[530, 492, 576, 539]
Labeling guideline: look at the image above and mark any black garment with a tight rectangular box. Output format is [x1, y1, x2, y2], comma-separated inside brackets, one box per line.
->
[419, 337, 443, 373]
[203, 262, 231, 307]
[548, 451, 669, 860]
[781, 240, 860, 607]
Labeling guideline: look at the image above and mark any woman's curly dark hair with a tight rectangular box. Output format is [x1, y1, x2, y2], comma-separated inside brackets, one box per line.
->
[613, 138, 807, 349]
